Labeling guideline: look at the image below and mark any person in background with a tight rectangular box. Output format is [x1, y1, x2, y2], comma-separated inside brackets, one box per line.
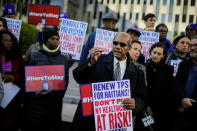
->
[146, 43, 174, 131]
[185, 23, 197, 40]
[172, 35, 197, 131]
[166, 35, 189, 65]
[127, 27, 145, 65]
[2, 4, 16, 19]
[0, 30, 25, 131]
[79, 11, 118, 64]
[143, 13, 156, 31]
[155, 23, 174, 55]
[0, 17, 8, 31]
[22, 29, 69, 131]
[73, 32, 146, 131]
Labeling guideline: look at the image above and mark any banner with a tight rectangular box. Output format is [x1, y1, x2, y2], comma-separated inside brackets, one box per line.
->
[139, 31, 160, 60]
[170, 60, 182, 77]
[25, 65, 65, 92]
[5, 18, 21, 41]
[94, 29, 117, 54]
[59, 19, 88, 60]
[28, 4, 60, 25]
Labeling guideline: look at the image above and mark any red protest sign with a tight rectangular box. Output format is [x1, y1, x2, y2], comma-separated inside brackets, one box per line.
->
[80, 84, 94, 116]
[25, 65, 65, 92]
[28, 4, 60, 25]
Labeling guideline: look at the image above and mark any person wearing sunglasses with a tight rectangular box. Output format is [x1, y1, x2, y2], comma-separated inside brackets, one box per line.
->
[155, 23, 174, 55]
[172, 35, 197, 131]
[185, 23, 197, 40]
[73, 32, 146, 131]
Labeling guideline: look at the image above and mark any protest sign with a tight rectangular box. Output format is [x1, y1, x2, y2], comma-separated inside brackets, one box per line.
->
[170, 60, 182, 77]
[59, 18, 88, 60]
[28, 4, 60, 25]
[94, 29, 117, 54]
[139, 31, 160, 60]
[5, 18, 21, 41]
[25, 65, 65, 92]
[92, 80, 133, 131]
[80, 84, 93, 116]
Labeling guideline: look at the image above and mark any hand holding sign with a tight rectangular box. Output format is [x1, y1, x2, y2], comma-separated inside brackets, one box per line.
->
[122, 98, 135, 110]
[89, 47, 105, 65]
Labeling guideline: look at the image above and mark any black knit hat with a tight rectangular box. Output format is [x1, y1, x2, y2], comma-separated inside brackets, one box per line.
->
[42, 29, 59, 44]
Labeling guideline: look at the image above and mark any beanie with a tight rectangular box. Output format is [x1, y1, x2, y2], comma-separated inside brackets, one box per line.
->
[59, 13, 69, 19]
[3, 4, 16, 16]
[42, 29, 59, 44]
[171, 35, 187, 46]
[190, 23, 197, 32]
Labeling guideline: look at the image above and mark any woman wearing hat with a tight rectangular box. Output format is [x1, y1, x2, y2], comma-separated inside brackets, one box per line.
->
[2, 4, 16, 19]
[166, 35, 189, 66]
[23, 29, 70, 131]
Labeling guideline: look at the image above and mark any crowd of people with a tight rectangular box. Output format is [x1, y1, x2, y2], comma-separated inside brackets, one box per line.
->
[0, 3, 197, 131]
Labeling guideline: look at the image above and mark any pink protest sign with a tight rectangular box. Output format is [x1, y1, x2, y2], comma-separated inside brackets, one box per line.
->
[25, 65, 65, 92]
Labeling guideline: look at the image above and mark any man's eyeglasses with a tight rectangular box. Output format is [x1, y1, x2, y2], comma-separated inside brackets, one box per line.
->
[113, 41, 127, 47]
[189, 43, 197, 48]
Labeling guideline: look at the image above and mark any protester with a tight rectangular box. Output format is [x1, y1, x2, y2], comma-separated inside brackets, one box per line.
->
[172, 35, 197, 131]
[143, 13, 156, 31]
[22, 29, 69, 131]
[146, 42, 174, 131]
[185, 23, 197, 40]
[79, 11, 118, 64]
[155, 23, 174, 55]
[127, 27, 145, 65]
[0, 73, 3, 104]
[0, 30, 25, 131]
[73, 32, 147, 131]
[0, 17, 8, 31]
[166, 35, 189, 65]
[2, 4, 16, 19]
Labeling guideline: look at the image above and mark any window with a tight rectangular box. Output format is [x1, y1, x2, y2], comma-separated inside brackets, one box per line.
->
[157, 0, 161, 5]
[163, 0, 167, 5]
[101, 0, 104, 4]
[182, 14, 186, 22]
[144, 0, 147, 4]
[142, 13, 145, 20]
[93, 0, 98, 19]
[191, 0, 195, 6]
[122, 13, 126, 31]
[113, 0, 116, 4]
[175, 14, 179, 22]
[189, 15, 194, 23]
[170, 0, 174, 5]
[89, 0, 93, 4]
[119, 0, 122, 4]
[168, 14, 172, 22]
[98, 12, 102, 28]
[150, 0, 154, 4]
[137, 0, 140, 4]
[125, 0, 128, 4]
[184, 0, 188, 6]
[130, 13, 132, 20]
[161, 14, 166, 22]
[136, 13, 139, 21]
[176, 0, 181, 5]
[105, 7, 109, 13]
[131, 0, 134, 4]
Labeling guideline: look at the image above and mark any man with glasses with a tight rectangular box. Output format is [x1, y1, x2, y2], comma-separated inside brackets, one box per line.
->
[73, 32, 147, 131]
[173, 35, 197, 131]
[156, 23, 174, 55]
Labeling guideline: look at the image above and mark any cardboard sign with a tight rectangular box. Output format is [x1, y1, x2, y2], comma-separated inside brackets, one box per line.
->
[25, 65, 65, 92]
[170, 60, 182, 77]
[28, 4, 60, 25]
[94, 29, 117, 54]
[5, 18, 21, 41]
[59, 19, 88, 60]
[139, 31, 160, 60]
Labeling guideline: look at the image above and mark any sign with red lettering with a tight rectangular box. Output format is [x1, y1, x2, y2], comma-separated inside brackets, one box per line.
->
[94, 29, 117, 54]
[5, 18, 21, 41]
[170, 60, 182, 77]
[80, 84, 93, 116]
[139, 31, 160, 60]
[25, 65, 65, 92]
[59, 19, 88, 60]
[92, 80, 133, 131]
[28, 4, 60, 25]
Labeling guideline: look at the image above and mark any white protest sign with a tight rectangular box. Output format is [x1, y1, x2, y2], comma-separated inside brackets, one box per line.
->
[170, 60, 182, 77]
[5, 18, 22, 41]
[139, 31, 160, 60]
[59, 18, 88, 60]
[1, 82, 20, 108]
[94, 29, 117, 54]
[92, 80, 133, 131]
